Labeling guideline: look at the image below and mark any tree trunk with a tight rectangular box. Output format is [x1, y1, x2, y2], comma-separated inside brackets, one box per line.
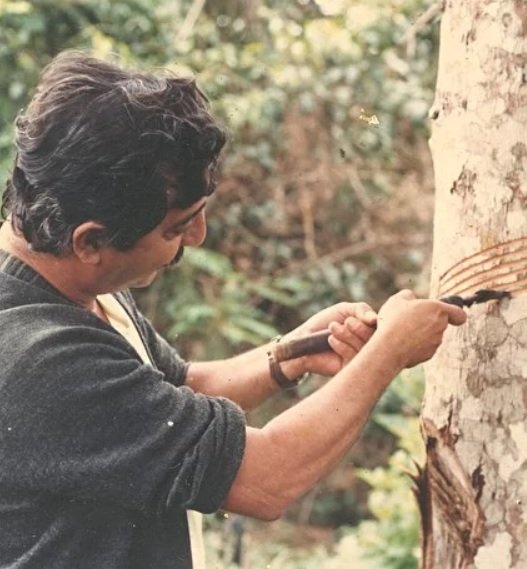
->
[420, 1, 527, 568]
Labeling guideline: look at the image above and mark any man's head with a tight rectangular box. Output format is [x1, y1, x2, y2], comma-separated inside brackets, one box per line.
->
[3, 50, 226, 255]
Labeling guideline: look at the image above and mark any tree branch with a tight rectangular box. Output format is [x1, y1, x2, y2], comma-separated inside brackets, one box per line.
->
[177, 0, 207, 43]
[401, 0, 445, 58]
[278, 234, 431, 277]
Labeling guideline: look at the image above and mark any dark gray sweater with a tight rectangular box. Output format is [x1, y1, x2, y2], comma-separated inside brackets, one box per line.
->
[0, 252, 246, 568]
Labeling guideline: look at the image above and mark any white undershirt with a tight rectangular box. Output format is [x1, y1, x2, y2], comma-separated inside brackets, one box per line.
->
[97, 293, 206, 569]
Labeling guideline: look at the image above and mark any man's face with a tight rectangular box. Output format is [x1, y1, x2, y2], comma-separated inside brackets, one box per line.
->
[99, 197, 208, 290]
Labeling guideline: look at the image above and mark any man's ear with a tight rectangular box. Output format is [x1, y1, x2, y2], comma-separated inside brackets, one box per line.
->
[71, 222, 108, 264]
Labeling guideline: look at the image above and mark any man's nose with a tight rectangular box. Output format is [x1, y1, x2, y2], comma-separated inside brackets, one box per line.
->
[182, 209, 207, 246]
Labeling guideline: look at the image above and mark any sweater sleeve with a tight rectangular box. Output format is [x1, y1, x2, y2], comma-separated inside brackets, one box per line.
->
[0, 312, 246, 516]
[115, 290, 189, 386]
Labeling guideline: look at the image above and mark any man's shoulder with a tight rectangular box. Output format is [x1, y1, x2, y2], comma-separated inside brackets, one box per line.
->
[0, 282, 136, 364]
[0, 267, 72, 311]
[0, 273, 152, 381]
[0, 300, 151, 410]
[0, 270, 134, 326]
[0, 278, 99, 330]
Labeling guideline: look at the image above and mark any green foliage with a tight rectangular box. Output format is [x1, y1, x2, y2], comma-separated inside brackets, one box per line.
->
[145, 247, 305, 359]
[341, 367, 425, 569]
[0, 0, 438, 562]
[135, 0, 441, 350]
[163, 0, 440, 338]
[205, 528, 330, 569]
[0, 0, 440, 348]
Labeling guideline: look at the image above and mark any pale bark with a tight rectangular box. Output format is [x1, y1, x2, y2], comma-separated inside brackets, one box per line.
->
[421, 1, 527, 568]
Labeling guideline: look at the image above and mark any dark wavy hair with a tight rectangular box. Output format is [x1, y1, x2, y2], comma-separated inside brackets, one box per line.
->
[2, 50, 227, 254]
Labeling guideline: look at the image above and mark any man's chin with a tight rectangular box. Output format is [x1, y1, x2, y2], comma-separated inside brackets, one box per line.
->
[129, 271, 159, 289]
[169, 247, 185, 266]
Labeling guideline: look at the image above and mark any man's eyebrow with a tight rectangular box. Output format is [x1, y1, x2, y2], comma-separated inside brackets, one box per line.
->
[167, 202, 206, 231]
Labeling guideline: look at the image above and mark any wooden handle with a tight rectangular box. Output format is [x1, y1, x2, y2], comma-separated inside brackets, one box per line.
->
[272, 329, 331, 362]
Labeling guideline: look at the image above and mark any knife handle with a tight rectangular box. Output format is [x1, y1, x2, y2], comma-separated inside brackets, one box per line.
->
[272, 329, 331, 363]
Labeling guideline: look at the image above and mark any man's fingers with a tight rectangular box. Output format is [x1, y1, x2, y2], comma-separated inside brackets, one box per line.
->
[394, 289, 416, 301]
[386, 291, 467, 327]
[352, 303, 378, 326]
[327, 335, 359, 362]
[324, 314, 377, 365]
[329, 318, 375, 353]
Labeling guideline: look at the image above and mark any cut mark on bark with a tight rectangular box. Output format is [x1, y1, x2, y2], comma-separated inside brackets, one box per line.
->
[418, 418, 486, 567]
[471, 465, 485, 502]
[438, 236, 527, 297]
[410, 460, 433, 567]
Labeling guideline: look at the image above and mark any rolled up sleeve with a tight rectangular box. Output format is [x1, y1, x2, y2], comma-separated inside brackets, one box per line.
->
[0, 325, 246, 515]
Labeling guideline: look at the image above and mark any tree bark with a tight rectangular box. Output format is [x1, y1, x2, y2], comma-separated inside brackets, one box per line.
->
[420, 1, 527, 568]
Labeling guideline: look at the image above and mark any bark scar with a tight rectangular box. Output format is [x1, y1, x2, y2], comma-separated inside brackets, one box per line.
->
[416, 418, 486, 567]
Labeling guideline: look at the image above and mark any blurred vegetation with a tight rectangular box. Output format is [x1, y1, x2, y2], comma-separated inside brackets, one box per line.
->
[0, 0, 442, 566]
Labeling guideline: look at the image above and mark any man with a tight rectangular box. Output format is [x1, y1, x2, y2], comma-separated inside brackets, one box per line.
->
[0, 51, 466, 568]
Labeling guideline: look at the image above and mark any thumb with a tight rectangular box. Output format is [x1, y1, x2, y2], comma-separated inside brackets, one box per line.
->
[443, 303, 467, 326]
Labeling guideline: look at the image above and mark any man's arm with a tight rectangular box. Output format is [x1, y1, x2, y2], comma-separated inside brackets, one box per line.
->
[185, 302, 378, 410]
[222, 291, 467, 520]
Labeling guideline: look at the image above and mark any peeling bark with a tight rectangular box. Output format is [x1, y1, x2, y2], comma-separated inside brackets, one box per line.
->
[418, 418, 486, 568]
[421, 1, 527, 567]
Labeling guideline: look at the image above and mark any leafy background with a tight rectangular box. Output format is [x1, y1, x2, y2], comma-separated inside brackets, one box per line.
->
[0, 0, 441, 566]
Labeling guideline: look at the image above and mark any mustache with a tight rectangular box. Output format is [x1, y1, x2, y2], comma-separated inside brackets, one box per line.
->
[168, 247, 185, 267]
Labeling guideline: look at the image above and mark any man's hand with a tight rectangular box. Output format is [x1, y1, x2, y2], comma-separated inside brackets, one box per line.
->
[376, 289, 467, 368]
[286, 302, 378, 376]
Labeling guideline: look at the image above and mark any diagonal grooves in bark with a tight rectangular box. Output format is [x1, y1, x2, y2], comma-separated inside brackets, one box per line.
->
[438, 241, 527, 297]
[439, 255, 527, 296]
[439, 237, 527, 286]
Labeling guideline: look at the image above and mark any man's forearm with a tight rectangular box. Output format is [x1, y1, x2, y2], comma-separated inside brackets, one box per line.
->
[184, 341, 305, 410]
[222, 331, 405, 520]
[184, 303, 379, 409]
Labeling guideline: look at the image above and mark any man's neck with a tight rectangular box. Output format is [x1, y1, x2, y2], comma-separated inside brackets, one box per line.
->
[0, 221, 100, 312]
